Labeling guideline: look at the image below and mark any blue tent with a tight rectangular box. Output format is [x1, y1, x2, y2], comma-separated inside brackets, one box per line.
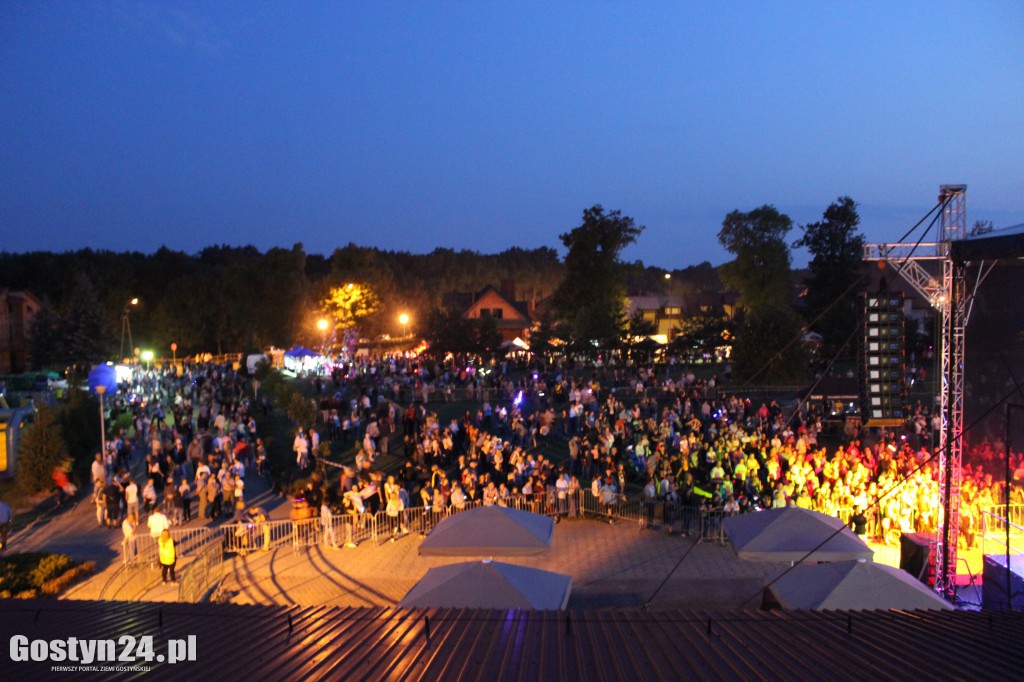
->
[285, 346, 317, 358]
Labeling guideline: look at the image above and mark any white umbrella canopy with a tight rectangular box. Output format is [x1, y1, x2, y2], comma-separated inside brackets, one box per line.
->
[419, 506, 554, 556]
[400, 559, 572, 610]
[724, 507, 873, 563]
[765, 559, 953, 611]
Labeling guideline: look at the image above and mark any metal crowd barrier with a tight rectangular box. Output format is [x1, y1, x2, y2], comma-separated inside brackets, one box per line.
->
[177, 541, 225, 604]
[984, 504, 1024, 530]
[221, 519, 293, 555]
[576, 492, 728, 544]
[99, 563, 164, 601]
[126, 527, 213, 565]
[108, 486, 734, 604]
[981, 510, 1024, 559]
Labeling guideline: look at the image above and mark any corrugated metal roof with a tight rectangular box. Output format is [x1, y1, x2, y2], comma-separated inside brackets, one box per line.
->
[1, 601, 1022, 681]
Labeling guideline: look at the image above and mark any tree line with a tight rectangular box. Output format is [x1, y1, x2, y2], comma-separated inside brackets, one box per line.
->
[1, 196, 867, 383]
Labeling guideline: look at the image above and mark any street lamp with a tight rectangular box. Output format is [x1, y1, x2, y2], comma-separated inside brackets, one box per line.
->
[95, 385, 107, 457]
[317, 319, 330, 358]
[140, 350, 153, 371]
[399, 313, 410, 339]
[120, 297, 139, 362]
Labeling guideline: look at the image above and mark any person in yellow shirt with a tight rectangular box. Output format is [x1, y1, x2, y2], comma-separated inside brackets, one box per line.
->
[158, 529, 176, 583]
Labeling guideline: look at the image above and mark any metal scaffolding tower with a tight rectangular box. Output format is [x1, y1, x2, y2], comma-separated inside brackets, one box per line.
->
[863, 184, 967, 599]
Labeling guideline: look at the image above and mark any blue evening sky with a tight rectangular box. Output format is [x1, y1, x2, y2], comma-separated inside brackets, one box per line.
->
[2, 1, 1022, 268]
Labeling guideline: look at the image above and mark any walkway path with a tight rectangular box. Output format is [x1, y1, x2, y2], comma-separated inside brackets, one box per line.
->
[8, 449, 285, 601]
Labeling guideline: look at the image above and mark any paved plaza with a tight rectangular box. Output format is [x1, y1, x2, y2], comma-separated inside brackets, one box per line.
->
[11, 467, 983, 609]
[218, 521, 789, 610]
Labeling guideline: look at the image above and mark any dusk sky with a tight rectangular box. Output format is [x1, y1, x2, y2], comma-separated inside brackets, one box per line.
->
[2, 2, 1022, 268]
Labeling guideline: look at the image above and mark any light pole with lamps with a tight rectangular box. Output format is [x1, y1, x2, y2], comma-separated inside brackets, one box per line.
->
[95, 385, 107, 457]
[120, 298, 138, 362]
[399, 313, 410, 339]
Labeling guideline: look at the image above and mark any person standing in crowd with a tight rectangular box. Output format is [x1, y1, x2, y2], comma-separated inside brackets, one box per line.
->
[91, 454, 105, 490]
[104, 477, 123, 527]
[148, 505, 169, 538]
[178, 478, 192, 522]
[93, 479, 107, 527]
[0, 499, 12, 551]
[293, 427, 309, 469]
[121, 515, 137, 564]
[158, 529, 176, 583]
[321, 501, 338, 549]
[124, 477, 139, 525]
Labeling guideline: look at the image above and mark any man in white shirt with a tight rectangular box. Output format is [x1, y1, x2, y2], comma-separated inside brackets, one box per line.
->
[91, 453, 105, 488]
[147, 507, 169, 538]
[321, 502, 338, 548]
[121, 516, 137, 564]
[124, 478, 139, 524]
[293, 428, 309, 469]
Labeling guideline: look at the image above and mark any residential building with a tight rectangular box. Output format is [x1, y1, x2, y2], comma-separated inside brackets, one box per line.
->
[0, 289, 41, 374]
[443, 280, 536, 344]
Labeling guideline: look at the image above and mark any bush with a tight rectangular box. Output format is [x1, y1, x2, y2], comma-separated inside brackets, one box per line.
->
[40, 561, 95, 596]
[0, 552, 92, 598]
[31, 553, 74, 585]
[55, 388, 101, 464]
[285, 391, 317, 430]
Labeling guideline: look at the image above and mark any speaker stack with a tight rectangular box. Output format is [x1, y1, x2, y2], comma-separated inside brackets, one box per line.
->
[861, 291, 907, 428]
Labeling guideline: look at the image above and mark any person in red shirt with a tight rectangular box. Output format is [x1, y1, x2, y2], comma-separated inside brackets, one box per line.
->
[51, 466, 74, 507]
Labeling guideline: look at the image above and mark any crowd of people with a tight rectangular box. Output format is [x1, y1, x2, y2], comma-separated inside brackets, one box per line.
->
[301, 355, 1023, 552]
[84, 363, 264, 571]
[6, 352, 1018, 565]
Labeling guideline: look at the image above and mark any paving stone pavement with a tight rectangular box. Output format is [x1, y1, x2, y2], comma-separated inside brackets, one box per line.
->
[219, 519, 790, 610]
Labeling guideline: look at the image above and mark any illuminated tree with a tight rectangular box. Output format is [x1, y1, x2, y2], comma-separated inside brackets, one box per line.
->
[322, 282, 381, 334]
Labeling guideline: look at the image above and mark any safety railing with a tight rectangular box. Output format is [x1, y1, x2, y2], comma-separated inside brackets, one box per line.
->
[981, 510, 1024, 559]
[99, 562, 164, 602]
[221, 519, 293, 555]
[178, 541, 225, 604]
[577, 492, 728, 544]
[983, 504, 1024, 530]
[126, 527, 213, 565]
[103, 486, 736, 604]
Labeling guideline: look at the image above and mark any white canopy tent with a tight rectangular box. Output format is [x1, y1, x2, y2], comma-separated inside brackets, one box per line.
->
[419, 506, 553, 557]
[400, 559, 572, 611]
[724, 508, 873, 563]
[764, 559, 952, 611]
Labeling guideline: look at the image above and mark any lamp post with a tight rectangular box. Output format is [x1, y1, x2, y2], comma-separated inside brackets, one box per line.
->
[120, 297, 138, 362]
[317, 318, 329, 348]
[317, 319, 330, 369]
[399, 313, 410, 339]
[141, 350, 153, 371]
[171, 342, 177, 367]
[95, 385, 107, 457]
